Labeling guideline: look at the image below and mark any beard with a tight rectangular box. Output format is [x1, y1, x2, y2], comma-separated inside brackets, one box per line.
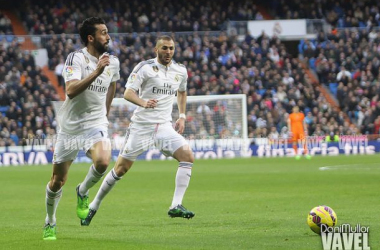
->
[94, 39, 108, 54]
[158, 53, 172, 65]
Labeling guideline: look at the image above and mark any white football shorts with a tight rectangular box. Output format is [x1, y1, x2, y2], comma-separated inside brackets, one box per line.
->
[120, 122, 188, 161]
[53, 126, 110, 164]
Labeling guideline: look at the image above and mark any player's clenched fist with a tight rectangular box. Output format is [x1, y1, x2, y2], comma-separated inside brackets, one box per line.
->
[144, 99, 158, 109]
[96, 53, 110, 74]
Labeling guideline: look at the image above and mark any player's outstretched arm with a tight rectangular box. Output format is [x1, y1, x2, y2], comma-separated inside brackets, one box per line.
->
[124, 88, 157, 108]
[66, 53, 110, 99]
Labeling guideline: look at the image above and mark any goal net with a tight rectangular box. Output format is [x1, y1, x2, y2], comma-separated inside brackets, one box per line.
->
[52, 94, 249, 161]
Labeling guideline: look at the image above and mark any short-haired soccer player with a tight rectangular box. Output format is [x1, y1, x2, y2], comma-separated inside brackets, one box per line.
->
[81, 35, 195, 226]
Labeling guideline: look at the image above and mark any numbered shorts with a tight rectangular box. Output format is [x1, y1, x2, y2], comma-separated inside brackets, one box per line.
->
[53, 127, 110, 164]
[120, 122, 188, 161]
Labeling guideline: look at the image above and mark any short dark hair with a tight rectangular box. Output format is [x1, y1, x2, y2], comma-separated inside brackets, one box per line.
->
[155, 35, 174, 47]
[79, 17, 106, 46]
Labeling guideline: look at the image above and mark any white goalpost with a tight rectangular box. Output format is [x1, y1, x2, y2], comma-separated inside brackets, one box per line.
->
[53, 94, 248, 140]
[52, 94, 249, 161]
[108, 94, 248, 140]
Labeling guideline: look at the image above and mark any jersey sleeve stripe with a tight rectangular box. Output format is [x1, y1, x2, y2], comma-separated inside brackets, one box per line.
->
[133, 59, 155, 73]
[69, 52, 76, 66]
[66, 50, 83, 66]
[66, 52, 75, 66]
[172, 59, 186, 68]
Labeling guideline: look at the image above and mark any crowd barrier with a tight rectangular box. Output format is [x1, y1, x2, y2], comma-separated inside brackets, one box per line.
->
[0, 138, 377, 166]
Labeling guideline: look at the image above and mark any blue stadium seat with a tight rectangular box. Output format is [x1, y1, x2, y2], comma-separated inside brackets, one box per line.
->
[6, 35, 14, 43]
[298, 40, 305, 54]
[0, 106, 9, 116]
[319, 41, 327, 49]
[309, 58, 316, 70]
[257, 89, 266, 96]
[329, 83, 338, 96]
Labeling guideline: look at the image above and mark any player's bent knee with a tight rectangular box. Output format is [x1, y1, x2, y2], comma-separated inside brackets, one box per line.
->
[114, 157, 133, 176]
[188, 155, 195, 163]
[50, 175, 67, 191]
[94, 158, 110, 172]
[179, 151, 194, 163]
[185, 151, 195, 163]
[173, 145, 194, 163]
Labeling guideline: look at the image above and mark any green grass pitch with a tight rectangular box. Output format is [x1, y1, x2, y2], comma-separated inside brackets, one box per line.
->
[0, 155, 379, 250]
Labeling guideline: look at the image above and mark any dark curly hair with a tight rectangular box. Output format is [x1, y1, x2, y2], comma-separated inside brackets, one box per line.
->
[79, 17, 106, 46]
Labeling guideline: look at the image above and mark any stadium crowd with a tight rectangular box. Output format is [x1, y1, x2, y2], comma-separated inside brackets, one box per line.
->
[19, 0, 263, 35]
[270, 0, 380, 28]
[1, 0, 378, 146]
[0, 39, 59, 146]
[0, 30, 339, 145]
[16, 0, 380, 33]
[300, 26, 380, 135]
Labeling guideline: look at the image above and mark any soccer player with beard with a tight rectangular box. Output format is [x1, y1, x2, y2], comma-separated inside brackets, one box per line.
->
[43, 17, 120, 240]
[80, 35, 195, 226]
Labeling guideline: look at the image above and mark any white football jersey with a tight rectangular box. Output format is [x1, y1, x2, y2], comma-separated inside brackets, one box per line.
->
[126, 58, 188, 124]
[59, 47, 120, 134]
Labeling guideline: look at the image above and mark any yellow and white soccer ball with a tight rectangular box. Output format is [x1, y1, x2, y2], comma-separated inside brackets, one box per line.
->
[307, 205, 337, 234]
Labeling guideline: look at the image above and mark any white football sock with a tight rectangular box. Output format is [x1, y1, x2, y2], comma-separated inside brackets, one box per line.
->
[89, 169, 121, 211]
[171, 162, 193, 208]
[79, 164, 105, 196]
[45, 182, 62, 225]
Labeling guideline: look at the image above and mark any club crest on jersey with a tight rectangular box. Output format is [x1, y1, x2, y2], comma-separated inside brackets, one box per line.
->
[84, 56, 89, 64]
[152, 66, 159, 72]
[65, 66, 73, 76]
[106, 68, 111, 77]
[175, 74, 181, 82]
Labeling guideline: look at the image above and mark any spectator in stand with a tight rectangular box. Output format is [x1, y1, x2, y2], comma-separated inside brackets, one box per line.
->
[336, 65, 352, 85]
[0, 12, 13, 34]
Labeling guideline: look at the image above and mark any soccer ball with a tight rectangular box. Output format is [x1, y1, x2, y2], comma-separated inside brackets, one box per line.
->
[307, 205, 337, 234]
